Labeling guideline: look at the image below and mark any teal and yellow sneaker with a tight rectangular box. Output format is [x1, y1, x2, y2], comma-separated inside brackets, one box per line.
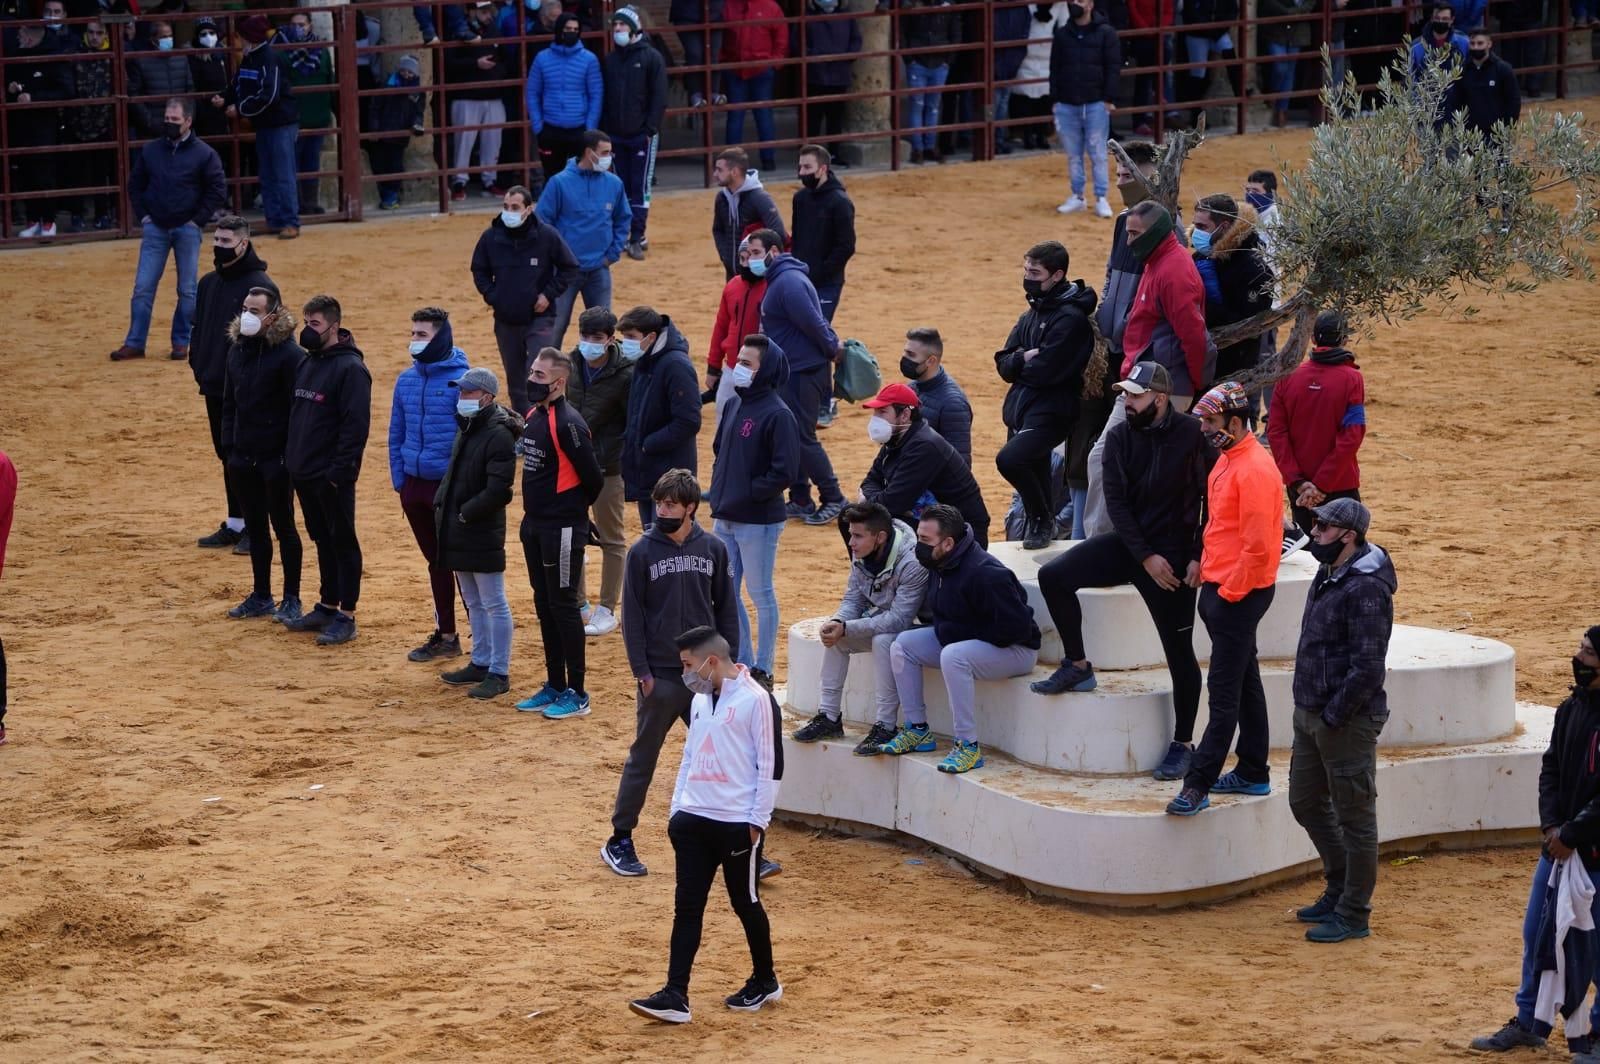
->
[543, 689, 592, 720]
[515, 683, 563, 713]
[936, 740, 985, 774]
[879, 723, 936, 755]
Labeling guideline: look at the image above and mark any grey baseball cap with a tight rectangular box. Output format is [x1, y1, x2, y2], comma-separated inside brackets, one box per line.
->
[1312, 497, 1371, 535]
[449, 367, 499, 396]
[1114, 360, 1173, 396]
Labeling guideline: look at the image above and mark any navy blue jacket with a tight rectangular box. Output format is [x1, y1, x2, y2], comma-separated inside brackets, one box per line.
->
[470, 215, 580, 326]
[911, 368, 972, 466]
[1293, 543, 1397, 727]
[802, 5, 863, 88]
[993, 2, 1032, 81]
[759, 255, 839, 373]
[228, 39, 298, 128]
[129, 133, 226, 230]
[924, 527, 1042, 649]
[710, 341, 801, 524]
[621, 318, 702, 500]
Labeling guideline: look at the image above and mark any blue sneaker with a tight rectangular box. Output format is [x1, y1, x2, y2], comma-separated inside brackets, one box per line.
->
[515, 683, 563, 713]
[543, 689, 591, 719]
[1212, 771, 1271, 796]
[1166, 788, 1210, 816]
[1030, 661, 1096, 694]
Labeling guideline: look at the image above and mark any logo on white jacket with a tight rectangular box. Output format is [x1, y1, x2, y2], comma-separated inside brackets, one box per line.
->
[688, 732, 732, 783]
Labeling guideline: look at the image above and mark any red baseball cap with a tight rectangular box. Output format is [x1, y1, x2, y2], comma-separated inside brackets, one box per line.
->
[862, 382, 921, 409]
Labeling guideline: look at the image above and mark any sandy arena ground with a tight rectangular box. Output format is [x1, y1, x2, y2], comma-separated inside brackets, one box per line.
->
[2, 124, 1598, 1061]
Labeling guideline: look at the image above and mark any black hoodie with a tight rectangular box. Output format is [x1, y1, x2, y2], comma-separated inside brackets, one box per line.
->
[286, 329, 373, 484]
[995, 280, 1099, 428]
[621, 521, 740, 678]
[221, 307, 305, 469]
[1541, 686, 1600, 869]
[709, 340, 800, 524]
[861, 417, 990, 542]
[621, 317, 702, 500]
[192, 242, 276, 398]
[470, 214, 581, 327]
[1101, 406, 1215, 568]
[789, 172, 856, 289]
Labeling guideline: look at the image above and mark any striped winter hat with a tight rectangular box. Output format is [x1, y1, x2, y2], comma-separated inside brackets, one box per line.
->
[1192, 380, 1251, 418]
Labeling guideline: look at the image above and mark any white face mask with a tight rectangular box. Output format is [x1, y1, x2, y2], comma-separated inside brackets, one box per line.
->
[866, 415, 894, 444]
[199, 31, 218, 46]
[239, 311, 263, 337]
[731, 364, 755, 390]
[456, 398, 483, 417]
[613, 28, 631, 46]
[501, 208, 526, 228]
[595, 154, 614, 172]
[409, 339, 428, 356]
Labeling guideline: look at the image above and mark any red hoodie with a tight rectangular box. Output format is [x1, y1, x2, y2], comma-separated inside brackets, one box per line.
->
[722, 0, 788, 77]
[0, 450, 14, 580]
[1119, 232, 1211, 397]
[1267, 349, 1366, 493]
[707, 273, 768, 372]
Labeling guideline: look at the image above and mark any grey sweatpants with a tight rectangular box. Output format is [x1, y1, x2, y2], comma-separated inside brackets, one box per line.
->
[610, 670, 694, 837]
[818, 625, 903, 727]
[890, 627, 1038, 744]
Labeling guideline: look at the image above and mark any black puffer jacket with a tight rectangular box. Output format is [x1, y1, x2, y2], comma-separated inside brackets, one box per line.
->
[565, 343, 633, 475]
[435, 403, 523, 573]
[995, 280, 1099, 428]
[192, 242, 276, 398]
[1541, 686, 1600, 869]
[285, 329, 373, 484]
[221, 308, 305, 469]
[1048, 14, 1121, 105]
[470, 215, 580, 326]
[622, 319, 702, 500]
[127, 49, 194, 136]
[789, 172, 856, 289]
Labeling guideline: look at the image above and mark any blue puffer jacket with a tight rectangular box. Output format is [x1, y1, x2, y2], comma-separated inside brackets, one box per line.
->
[388, 322, 470, 488]
[525, 40, 602, 133]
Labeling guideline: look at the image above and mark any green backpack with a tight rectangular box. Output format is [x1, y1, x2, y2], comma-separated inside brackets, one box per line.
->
[832, 338, 882, 403]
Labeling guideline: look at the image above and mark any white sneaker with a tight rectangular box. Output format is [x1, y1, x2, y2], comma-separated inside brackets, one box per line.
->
[1095, 196, 1114, 218]
[584, 605, 618, 637]
[18, 222, 41, 238]
[579, 602, 595, 625]
[1056, 196, 1087, 215]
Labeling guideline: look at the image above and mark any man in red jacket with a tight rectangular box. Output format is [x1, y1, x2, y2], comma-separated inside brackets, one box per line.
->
[1119, 202, 1213, 408]
[721, 0, 787, 172]
[1267, 310, 1366, 534]
[705, 238, 767, 420]
[0, 448, 13, 747]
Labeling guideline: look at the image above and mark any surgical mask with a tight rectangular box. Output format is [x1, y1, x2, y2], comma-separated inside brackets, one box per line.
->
[456, 398, 483, 417]
[501, 209, 526, 228]
[619, 337, 644, 362]
[156, 36, 174, 50]
[526, 380, 552, 405]
[816, 0, 838, 9]
[731, 364, 756, 390]
[1575, 656, 1599, 689]
[558, 28, 580, 45]
[1307, 537, 1347, 565]
[799, 172, 821, 190]
[900, 356, 924, 380]
[682, 662, 716, 696]
[1204, 427, 1236, 450]
[579, 340, 608, 362]
[300, 325, 326, 351]
[1190, 227, 1213, 253]
[409, 340, 429, 357]
[595, 154, 613, 172]
[914, 542, 939, 569]
[866, 415, 895, 444]
[1244, 190, 1273, 213]
[239, 311, 263, 337]
[653, 513, 684, 535]
[613, 28, 632, 46]
[1430, 19, 1451, 35]
[1126, 402, 1159, 429]
[748, 255, 769, 278]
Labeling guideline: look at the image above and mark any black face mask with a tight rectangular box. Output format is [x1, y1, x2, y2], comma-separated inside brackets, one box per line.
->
[1126, 402, 1159, 429]
[654, 514, 684, 535]
[900, 356, 926, 380]
[300, 325, 326, 351]
[1307, 537, 1348, 565]
[739, 266, 760, 285]
[914, 542, 940, 569]
[1068, 2, 1086, 18]
[526, 380, 552, 405]
[213, 244, 244, 269]
[1469, 47, 1488, 61]
[558, 28, 580, 45]
[1431, 19, 1452, 36]
[799, 172, 821, 191]
[1575, 656, 1599, 689]
[163, 121, 184, 141]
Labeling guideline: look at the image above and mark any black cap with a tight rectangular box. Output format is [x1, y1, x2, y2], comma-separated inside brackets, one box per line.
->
[1314, 310, 1348, 347]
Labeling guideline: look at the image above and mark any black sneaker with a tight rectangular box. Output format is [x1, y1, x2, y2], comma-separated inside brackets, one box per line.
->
[442, 663, 490, 687]
[197, 522, 242, 549]
[792, 713, 843, 743]
[853, 722, 898, 755]
[629, 987, 690, 1024]
[1151, 740, 1194, 781]
[1021, 515, 1051, 550]
[1469, 1018, 1545, 1052]
[602, 835, 648, 876]
[468, 673, 511, 699]
[1295, 892, 1340, 924]
[315, 614, 358, 646]
[232, 532, 252, 556]
[409, 630, 462, 662]
[803, 500, 846, 526]
[273, 596, 304, 626]
[1030, 662, 1097, 694]
[785, 500, 817, 521]
[227, 592, 277, 619]
[284, 603, 338, 632]
[724, 977, 783, 1012]
[749, 668, 775, 692]
[758, 856, 781, 880]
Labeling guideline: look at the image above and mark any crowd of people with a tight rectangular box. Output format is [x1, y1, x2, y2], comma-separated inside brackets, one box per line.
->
[3, 0, 1539, 241]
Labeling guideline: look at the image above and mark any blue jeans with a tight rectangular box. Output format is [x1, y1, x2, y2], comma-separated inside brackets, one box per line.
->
[725, 70, 777, 170]
[1052, 101, 1110, 199]
[1265, 41, 1296, 113]
[126, 219, 202, 350]
[295, 132, 326, 208]
[1515, 853, 1600, 1035]
[551, 265, 612, 352]
[712, 518, 784, 674]
[254, 122, 301, 230]
[905, 61, 949, 151]
[992, 86, 1013, 146]
[457, 569, 513, 677]
[1068, 485, 1087, 540]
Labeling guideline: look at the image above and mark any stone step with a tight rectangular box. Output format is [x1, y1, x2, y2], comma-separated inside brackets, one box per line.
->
[774, 702, 1552, 906]
[988, 540, 1321, 669]
[782, 624, 1517, 775]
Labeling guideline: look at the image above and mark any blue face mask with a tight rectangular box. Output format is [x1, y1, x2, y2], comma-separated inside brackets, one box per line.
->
[619, 337, 644, 362]
[501, 209, 526, 228]
[409, 340, 428, 357]
[1190, 227, 1212, 253]
[457, 398, 483, 417]
[748, 255, 770, 278]
[1245, 190, 1274, 213]
[156, 36, 174, 50]
[579, 340, 608, 362]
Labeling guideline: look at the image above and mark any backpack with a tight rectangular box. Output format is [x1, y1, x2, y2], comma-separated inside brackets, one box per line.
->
[832, 338, 882, 403]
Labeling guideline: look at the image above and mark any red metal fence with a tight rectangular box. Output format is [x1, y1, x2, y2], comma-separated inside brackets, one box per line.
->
[0, 0, 1591, 245]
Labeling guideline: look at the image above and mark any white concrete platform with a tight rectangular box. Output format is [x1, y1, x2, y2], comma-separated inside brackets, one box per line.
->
[987, 541, 1321, 668]
[775, 702, 1552, 906]
[786, 621, 1518, 774]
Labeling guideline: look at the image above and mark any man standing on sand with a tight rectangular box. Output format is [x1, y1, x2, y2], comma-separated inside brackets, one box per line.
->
[790, 145, 856, 323]
[1268, 310, 1366, 535]
[628, 626, 784, 1026]
[711, 147, 787, 281]
[0, 448, 15, 747]
[535, 129, 632, 351]
[566, 307, 633, 639]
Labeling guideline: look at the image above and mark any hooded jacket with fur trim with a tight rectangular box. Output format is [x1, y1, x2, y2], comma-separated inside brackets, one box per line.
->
[221, 307, 305, 468]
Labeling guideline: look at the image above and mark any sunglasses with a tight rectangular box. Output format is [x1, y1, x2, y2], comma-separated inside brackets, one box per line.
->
[1311, 521, 1351, 534]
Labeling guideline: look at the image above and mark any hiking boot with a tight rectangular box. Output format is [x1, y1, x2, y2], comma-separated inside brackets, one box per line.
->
[792, 713, 843, 743]
[409, 630, 462, 662]
[285, 603, 339, 632]
[937, 739, 984, 774]
[629, 987, 691, 1024]
[543, 689, 591, 719]
[1152, 741, 1193, 781]
[602, 835, 648, 876]
[1469, 1019, 1544, 1052]
[784, 500, 817, 521]
[880, 723, 936, 756]
[227, 592, 277, 619]
[1021, 515, 1052, 550]
[442, 662, 490, 687]
[232, 531, 252, 556]
[468, 672, 511, 699]
[273, 596, 304, 625]
[803, 500, 845, 526]
[749, 667, 774, 692]
[515, 682, 563, 712]
[1296, 892, 1341, 923]
[197, 522, 241, 548]
[1166, 787, 1210, 816]
[583, 605, 618, 637]
[1031, 661, 1096, 694]
[1305, 915, 1370, 943]
[725, 977, 783, 1011]
[853, 722, 898, 756]
[110, 345, 146, 362]
[759, 856, 781, 880]
[315, 614, 357, 646]
[1213, 770, 1271, 796]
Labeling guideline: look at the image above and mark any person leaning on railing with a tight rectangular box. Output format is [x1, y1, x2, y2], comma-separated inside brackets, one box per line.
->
[4, 19, 73, 238]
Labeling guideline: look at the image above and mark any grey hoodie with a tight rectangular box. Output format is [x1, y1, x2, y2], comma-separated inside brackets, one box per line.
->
[621, 521, 740, 678]
[833, 519, 930, 637]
